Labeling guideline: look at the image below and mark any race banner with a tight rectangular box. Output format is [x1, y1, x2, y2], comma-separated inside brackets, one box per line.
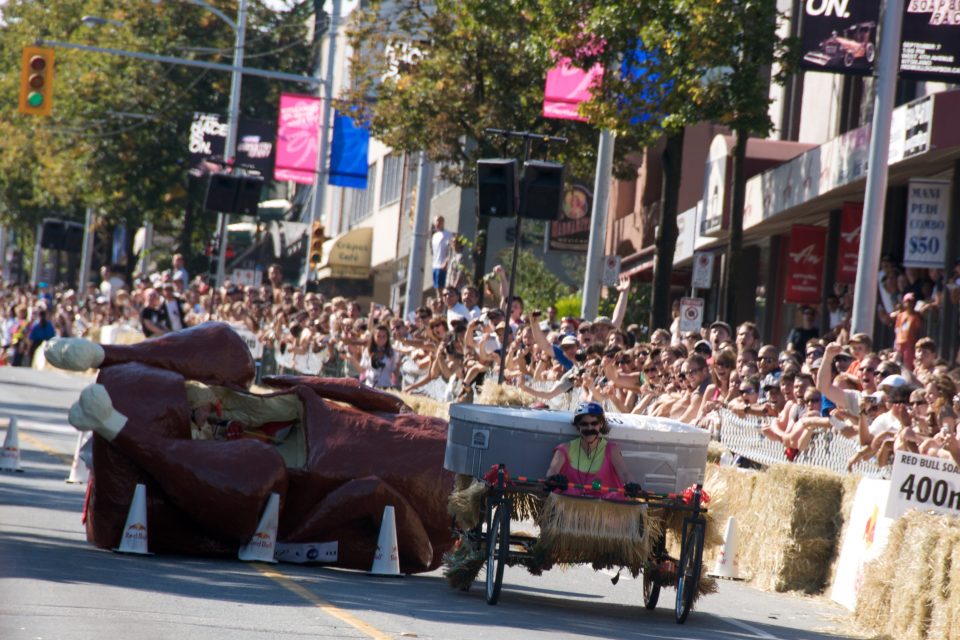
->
[837, 202, 862, 284]
[275, 93, 322, 184]
[785, 224, 826, 305]
[887, 450, 960, 519]
[328, 110, 370, 189]
[903, 178, 950, 268]
[799, 1, 960, 82]
[543, 57, 602, 122]
[188, 112, 275, 177]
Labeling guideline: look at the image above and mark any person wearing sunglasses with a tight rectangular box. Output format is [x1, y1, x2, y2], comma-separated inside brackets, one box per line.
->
[545, 402, 641, 498]
[726, 376, 760, 418]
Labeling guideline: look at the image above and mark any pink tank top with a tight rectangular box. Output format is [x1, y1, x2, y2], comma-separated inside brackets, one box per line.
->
[554, 438, 625, 498]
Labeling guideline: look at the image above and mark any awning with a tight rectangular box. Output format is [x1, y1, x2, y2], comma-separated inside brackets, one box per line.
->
[317, 226, 373, 280]
[620, 244, 690, 284]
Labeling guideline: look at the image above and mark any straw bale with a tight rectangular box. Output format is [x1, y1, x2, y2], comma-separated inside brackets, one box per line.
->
[706, 441, 724, 465]
[701, 464, 844, 593]
[854, 512, 958, 640]
[393, 392, 449, 419]
[825, 473, 862, 587]
[476, 380, 536, 407]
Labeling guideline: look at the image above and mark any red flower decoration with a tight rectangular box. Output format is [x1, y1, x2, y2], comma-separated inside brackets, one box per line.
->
[483, 465, 509, 485]
[682, 485, 710, 506]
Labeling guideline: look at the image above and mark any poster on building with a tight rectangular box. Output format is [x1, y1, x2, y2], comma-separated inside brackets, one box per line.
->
[275, 93, 323, 184]
[785, 224, 826, 305]
[900, 2, 960, 82]
[799, 1, 960, 82]
[188, 112, 276, 177]
[547, 184, 591, 252]
[837, 202, 862, 284]
[903, 178, 950, 269]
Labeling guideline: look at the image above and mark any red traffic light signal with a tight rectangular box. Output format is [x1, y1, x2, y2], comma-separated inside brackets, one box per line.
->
[19, 46, 54, 116]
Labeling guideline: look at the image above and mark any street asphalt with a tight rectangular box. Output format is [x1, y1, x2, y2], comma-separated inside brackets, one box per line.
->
[0, 366, 864, 640]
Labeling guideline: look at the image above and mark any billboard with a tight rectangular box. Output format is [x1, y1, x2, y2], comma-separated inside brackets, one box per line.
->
[799, 0, 960, 82]
[188, 112, 275, 177]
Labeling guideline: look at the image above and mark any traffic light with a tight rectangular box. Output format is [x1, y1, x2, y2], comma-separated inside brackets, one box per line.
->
[19, 46, 54, 116]
[309, 221, 326, 269]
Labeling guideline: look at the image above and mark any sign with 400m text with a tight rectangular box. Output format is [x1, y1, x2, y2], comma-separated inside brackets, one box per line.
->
[887, 450, 960, 519]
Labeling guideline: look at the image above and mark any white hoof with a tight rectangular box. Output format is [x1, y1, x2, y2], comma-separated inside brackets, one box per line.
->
[45, 338, 105, 371]
[68, 384, 127, 441]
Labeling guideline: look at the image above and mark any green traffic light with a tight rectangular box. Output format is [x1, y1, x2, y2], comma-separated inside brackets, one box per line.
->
[27, 92, 43, 107]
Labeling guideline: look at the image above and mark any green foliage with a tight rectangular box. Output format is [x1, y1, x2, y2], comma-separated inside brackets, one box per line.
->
[496, 248, 574, 312]
[0, 0, 313, 257]
[342, 0, 643, 185]
[553, 292, 581, 320]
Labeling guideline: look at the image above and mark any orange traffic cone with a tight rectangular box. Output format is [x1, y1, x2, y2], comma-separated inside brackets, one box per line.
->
[0, 416, 23, 472]
[369, 505, 403, 577]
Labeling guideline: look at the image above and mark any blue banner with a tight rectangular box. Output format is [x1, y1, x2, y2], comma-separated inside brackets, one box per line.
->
[328, 110, 369, 189]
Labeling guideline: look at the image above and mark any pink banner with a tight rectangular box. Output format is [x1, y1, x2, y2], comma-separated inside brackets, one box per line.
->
[275, 93, 322, 184]
[543, 58, 602, 122]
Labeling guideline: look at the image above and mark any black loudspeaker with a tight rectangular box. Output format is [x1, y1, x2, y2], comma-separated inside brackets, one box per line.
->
[234, 175, 264, 215]
[204, 174, 240, 213]
[39, 220, 65, 250]
[62, 223, 84, 253]
[205, 173, 263, 214]
[477, 158, 517, 217]
[520, 160, 565, 221]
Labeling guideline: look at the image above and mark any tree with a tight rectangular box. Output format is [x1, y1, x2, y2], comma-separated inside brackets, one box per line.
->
[343, 0, 644, 286]
[535, 0, 794, 329]
[0, 0, 314, 275]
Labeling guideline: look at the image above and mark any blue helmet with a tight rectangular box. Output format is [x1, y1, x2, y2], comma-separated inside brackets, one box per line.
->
[574, 401, 604, 420]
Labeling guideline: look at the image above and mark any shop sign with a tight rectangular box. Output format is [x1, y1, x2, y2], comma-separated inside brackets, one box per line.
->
[547, 184, 591, 252]
[785, 225, 826, 304]
[837, 202, 862, 284]
[903, 178, 950, 268]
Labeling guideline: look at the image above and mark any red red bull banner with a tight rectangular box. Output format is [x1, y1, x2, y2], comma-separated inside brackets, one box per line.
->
[837, 202, 862, 284]
[785, 224, 827, 305]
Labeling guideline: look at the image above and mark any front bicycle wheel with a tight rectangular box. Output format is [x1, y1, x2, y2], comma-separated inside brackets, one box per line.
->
[485, 502, 509, 605]
[675, 522, 704, 624]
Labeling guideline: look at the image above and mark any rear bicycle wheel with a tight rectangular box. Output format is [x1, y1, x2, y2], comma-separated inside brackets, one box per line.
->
[642, 571, 660, 609]
[675, 522, 704, 624]
[485, 503, 509, 605]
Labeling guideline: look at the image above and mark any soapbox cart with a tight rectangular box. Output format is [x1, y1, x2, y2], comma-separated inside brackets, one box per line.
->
[444, 405, 712, 624]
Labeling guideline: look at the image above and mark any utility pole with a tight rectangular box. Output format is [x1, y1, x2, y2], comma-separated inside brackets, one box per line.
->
[403, 152, 433, 317]
[78, 206, 95, 292]
[581, 129, 615, 320]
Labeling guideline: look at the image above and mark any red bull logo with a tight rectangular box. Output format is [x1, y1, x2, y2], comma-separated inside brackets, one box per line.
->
[250, 531, 273, 548]
[125, 522, 147, 540]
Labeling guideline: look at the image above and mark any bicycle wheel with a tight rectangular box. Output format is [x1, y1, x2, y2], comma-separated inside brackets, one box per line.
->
[485, 502, 509, 605]
[642, 570, 660, 610]
[675, 522, 704, 624]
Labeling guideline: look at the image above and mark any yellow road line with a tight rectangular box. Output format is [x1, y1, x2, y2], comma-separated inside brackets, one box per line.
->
[20, 432, 72, 465]
[253, 564, 393, 640]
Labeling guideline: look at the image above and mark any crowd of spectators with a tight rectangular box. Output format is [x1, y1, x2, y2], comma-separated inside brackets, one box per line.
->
[6, 250, 960, 474]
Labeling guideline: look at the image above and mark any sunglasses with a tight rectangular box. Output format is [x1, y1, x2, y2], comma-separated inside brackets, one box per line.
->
[860, 368, 877, 375]
[643, 367, 659, 374]
[739, 388, 757, 395]
[760, 356, 776, 363]
[579, 329, 590, 334]
[911, 401, 928, 407]
[578, 418, 602, 427]
[678, 368, 703, 379]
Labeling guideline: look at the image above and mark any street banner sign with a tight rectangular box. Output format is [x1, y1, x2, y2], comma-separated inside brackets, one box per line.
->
[785, 224, 826, 305]
[679, 297, 704, 333]
[691, 252, 714, 289]
[328, 110, 370, 189]
[275, 93, 322, 184]
[837, 202, 862, 284]
[543, 58, 602, 122]
[601, 255, 621, 287]
[903, 178, 950, 269]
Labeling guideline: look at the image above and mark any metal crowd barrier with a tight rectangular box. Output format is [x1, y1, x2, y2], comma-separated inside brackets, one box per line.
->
[715, 407, 886, 478]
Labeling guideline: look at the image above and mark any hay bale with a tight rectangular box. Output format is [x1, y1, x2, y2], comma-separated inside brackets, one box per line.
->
[701, 464, 844, 593]
[393, 392, 449, 419]
[475, 380, 536, 407]
[825, 473, 862, 587]
[856, 512, 960, 640]
[706, 441, 724, 464]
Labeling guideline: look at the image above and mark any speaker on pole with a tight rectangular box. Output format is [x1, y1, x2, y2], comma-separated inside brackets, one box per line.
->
[62, 223, 84, 253]
[234, 175, 264, 216]
[39, 220, 65, 250]
[520, 160, 565, 221]
[476, 159, 517, 217]
[205, 174, 240, 213]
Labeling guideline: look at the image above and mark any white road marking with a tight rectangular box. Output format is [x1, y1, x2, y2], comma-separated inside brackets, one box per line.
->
[722, 616, 781, 639]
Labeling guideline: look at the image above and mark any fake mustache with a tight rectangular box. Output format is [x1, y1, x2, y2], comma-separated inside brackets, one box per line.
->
[579, 429, 600, 436]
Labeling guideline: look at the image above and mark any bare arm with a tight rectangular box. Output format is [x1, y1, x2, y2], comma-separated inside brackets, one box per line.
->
[611, 276, 630, 330]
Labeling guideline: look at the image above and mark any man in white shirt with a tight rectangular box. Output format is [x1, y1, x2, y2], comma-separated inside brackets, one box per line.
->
[99, 265, 126, 301]
[442, 286, 471, 327]
[431, 216, 454, 292]
[172, 253, 190, 290]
